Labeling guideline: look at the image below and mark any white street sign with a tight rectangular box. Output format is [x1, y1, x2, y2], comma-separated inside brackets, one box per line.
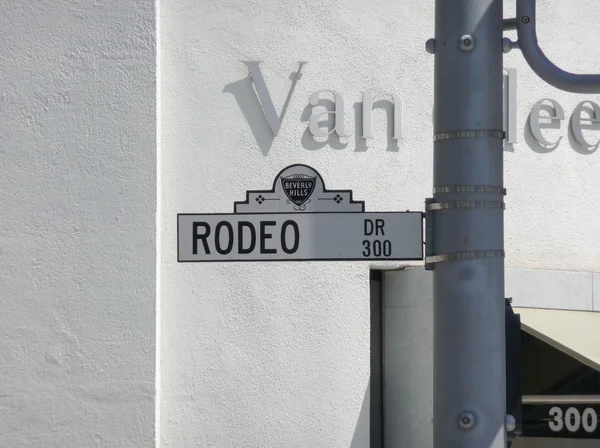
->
[177, 164, 424, 262]
[178, 212, 423, 262]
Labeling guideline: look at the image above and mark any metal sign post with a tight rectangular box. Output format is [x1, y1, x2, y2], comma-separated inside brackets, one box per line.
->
[426, 0, 600, 446]
[427, 0, 507, 446]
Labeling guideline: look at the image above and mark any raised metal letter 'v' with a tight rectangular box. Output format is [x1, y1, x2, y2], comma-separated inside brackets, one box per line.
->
[243, 61, 307, 136]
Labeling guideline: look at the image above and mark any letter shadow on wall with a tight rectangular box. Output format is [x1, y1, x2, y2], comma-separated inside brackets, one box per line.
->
[350, 380, 370, 448]
[223, 76, 274, 155]
[568, 104, 600, 155]
[524, 103, 562, 154]
[300, 99, 348, 151]
[223, 71, 301, 156]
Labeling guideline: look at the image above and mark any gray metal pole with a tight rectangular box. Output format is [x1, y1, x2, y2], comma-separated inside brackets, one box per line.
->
[430, 0, 506, 446]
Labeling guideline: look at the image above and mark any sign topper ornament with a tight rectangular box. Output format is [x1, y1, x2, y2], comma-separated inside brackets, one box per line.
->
[280, 173, 316, 210]
[233, 164, 364, 214]
[177, 164, 423, 262]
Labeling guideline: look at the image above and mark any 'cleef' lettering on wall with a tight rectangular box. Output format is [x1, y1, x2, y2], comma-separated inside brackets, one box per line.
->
[571, 101, 600, 149]
[529, 98, 565, 146]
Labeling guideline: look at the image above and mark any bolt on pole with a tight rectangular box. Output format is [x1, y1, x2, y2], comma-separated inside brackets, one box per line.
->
[428, 0, 507, 446]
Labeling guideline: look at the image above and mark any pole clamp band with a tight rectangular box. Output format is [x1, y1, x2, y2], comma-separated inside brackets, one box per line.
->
[433, 130, 506, 141]
[425, 250, 505, 264]
[426, 201, 505, 211]
[433, 185, 507, 195]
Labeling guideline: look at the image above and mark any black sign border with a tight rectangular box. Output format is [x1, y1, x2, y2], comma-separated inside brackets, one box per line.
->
[176, 211, 425, 263]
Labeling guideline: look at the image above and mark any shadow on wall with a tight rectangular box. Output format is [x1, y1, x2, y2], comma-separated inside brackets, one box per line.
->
[350, 381, 370, 448]
[567, 103, 600, 155]
[299, 98, 348, 151]
[223, 76, 276, 156]
[223, 69, 302, 156]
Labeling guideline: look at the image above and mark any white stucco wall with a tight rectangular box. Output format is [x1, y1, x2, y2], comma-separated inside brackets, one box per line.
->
[160, 0, 600, 446]
[160, 1, 431, 445]
[0, 1, 156, 447]
[7, 0, 600, 446]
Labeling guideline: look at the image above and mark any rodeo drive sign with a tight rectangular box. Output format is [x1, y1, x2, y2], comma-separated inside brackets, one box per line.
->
[244, 61, 600, 150]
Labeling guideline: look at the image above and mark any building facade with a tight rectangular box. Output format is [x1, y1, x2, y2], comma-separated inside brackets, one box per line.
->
[3, 0, 600, 446]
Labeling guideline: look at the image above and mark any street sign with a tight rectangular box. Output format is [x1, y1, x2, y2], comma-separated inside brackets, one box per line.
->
[177, 164, 423, 262]
[522, 403, 600, 439]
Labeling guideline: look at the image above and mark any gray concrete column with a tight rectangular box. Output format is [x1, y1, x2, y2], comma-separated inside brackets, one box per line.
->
[383, 268, 434, 447]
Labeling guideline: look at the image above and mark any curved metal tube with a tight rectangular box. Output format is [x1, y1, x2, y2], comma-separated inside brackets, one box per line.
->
[516, 0, 600, 93]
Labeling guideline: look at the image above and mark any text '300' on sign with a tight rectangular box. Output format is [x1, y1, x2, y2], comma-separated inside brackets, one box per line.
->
[177, 212, 423, 262]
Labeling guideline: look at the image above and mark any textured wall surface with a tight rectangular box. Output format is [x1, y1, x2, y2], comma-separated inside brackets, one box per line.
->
[156, 0, 600, 446]
[0, 1, 156, 447]
[10, 0, 600, 445]
[383, 269, 433, 448]
[502, 0, 600, 272]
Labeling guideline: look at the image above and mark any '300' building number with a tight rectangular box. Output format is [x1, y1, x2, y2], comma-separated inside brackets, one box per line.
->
[549, 406, 598, 433]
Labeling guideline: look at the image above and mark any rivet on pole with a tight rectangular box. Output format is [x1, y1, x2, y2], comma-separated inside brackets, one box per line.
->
[458, 411, 476, 430]
[460, 35, 475, 51]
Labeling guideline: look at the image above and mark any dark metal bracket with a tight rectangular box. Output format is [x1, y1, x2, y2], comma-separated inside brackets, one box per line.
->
[504, 0, 600, 93]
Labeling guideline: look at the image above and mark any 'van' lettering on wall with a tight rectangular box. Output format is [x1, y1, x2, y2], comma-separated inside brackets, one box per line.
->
[243, 61, 600, 152]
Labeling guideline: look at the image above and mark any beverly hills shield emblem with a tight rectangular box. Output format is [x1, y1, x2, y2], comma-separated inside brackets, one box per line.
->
[280, 173, 317, 209]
